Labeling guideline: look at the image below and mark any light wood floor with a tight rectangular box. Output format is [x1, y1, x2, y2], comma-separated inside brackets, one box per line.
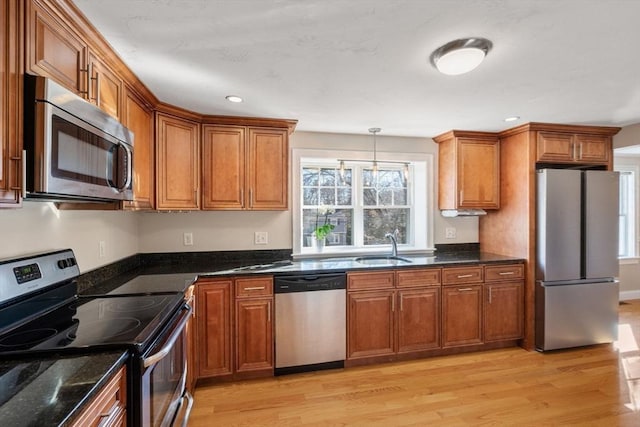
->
[189, 301, 640, 426]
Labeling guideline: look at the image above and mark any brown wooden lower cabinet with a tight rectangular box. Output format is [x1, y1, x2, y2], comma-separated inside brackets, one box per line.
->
[71, 365, 126, 427]
[397, 288, 440, 353]
[442, 284, 483, 348]
[484, 281, 524, 342]
[235, 298, 273, 373]
[347, 290, 395, 359]
[195, 276, 273, 381]
[196, 279, 233, 378]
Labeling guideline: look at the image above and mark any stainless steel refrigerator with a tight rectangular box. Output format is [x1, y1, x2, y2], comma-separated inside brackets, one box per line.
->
[535, 169, 619, 351]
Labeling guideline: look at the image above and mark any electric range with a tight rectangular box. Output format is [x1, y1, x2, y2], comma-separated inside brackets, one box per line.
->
[0, 249, 192, 426]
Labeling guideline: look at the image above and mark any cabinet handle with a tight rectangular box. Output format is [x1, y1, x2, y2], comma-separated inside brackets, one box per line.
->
[392, 295, 395, 312]
[457, 274, 473, 278]
[250, 188, 254, 208]
[498, 271, 515, 276]
[243, 286, 265, 291]
[78, 66, 89, 97]
[458, 287, 473, 291]
[572, 142, 577, 159]
[90, 70, 101, 105]
[400, 295, 403, 312]
[579, 143, 583, 159]
[268, 301, 271, 323]
[489, 287, 492, 304]
[240, 189, 244, 208]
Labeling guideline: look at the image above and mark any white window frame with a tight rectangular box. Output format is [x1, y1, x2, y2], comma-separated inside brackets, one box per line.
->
[616, 164, 639, 261]
[292, 148, 434, 257]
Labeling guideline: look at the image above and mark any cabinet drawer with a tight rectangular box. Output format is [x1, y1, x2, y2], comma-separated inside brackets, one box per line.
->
[235, 277, 273, 298]
[347, 271, 394, 290]
[484, 264, 524, 282]
[71, 365, 126, 427]
[442, 266, 483, 285]
[396, 269, 441, 288]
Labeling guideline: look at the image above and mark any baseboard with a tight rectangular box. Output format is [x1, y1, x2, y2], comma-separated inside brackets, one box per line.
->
[620, 290, 640, 301]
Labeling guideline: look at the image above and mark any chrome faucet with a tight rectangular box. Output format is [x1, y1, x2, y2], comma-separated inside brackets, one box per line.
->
[385, 229, 399, 257]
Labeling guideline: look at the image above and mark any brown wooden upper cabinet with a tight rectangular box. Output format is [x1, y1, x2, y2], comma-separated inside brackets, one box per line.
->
[0, 0, 22, 207]
[26, 0, 123, 119]
[202, 125, 288, 210]
[433, 130, 500, 210]
[536, 131, 610, 165]
[156, 113, 200, 210]
[122, 87, 155, 210]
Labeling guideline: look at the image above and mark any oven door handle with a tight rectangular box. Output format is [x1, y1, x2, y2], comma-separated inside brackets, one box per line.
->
[142, 304, 191, 368]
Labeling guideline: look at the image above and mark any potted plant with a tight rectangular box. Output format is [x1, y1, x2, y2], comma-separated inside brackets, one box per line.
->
[312, 207, 335, 250]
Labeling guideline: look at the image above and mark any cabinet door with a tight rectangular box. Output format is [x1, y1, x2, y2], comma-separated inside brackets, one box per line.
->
[575, 134, 610, 164]
[442, 285, 483, 347]
[122, 87, 154, 210]
[536, 132, 575, 163]
[235, 298, 273, 373]
[201, 125, 245, 209]
[197, 280, 233, 378]
[26, 0, 87, 95]
[156, 113, 200, 210]
[397, 288, 440, 353]
[88, 52, 122, 120]
[458, 138, 500, 209]
[484, 282, 524, 342]
[0, 0, 21, 206]
[347, 290, 395, 359]
[247, 127, 288, 210]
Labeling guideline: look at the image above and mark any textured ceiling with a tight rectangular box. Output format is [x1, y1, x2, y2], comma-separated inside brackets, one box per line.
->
[73, 0, 640, 137]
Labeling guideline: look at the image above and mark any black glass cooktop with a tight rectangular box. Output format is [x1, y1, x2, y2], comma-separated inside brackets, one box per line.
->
[0, 293, 184, 356]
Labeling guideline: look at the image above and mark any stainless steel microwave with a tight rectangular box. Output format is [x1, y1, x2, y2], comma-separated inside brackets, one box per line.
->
[23, 75, 134, 202]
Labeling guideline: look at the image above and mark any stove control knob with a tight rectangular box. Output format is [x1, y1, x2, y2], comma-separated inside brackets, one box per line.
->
[57, 260, 67, 269]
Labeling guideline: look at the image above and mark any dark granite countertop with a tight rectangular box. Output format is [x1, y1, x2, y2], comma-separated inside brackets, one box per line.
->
[0, 351, 128, 427]
[200, 251, 524, 277]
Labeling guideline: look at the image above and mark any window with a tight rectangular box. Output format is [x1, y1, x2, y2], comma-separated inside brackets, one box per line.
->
[617, 167, 637, 258]
[293, 148, 433, 256]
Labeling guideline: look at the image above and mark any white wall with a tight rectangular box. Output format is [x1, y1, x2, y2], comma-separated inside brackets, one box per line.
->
[0, 201, 138, 272]
[614, 126, 640, 299]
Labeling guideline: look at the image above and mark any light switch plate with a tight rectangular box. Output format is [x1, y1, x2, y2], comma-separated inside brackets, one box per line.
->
[183, 232, 193, 246]
[445, 227, 457, 239]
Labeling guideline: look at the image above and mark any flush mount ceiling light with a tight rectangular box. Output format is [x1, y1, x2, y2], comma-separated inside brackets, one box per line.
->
[504, 116, 520, 122]
[225, 95, 243, 103]
[430, 38, 493, 76]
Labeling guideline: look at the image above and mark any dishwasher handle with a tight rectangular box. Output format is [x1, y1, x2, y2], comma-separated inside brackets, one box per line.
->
[274, 273, 346, 293]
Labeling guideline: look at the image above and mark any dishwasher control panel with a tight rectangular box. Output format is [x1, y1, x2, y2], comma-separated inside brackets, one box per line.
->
[274, 273, 346, 293]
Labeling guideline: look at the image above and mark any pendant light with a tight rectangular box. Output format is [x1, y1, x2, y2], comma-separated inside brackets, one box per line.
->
[337, 128, 410, 183]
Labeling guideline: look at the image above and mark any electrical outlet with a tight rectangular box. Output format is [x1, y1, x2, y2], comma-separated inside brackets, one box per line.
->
[255, 231, 268, 245]
[445, 227, 457, 239]
[183, 232, 193, 246]
[99, 241, 106, 258]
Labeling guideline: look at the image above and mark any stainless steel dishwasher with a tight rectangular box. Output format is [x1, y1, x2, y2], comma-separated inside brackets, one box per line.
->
[274, 273, 346, 375]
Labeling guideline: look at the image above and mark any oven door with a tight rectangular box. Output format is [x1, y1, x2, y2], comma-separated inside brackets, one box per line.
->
[140, 304, 192, 427]
[31, 100, 133, 201]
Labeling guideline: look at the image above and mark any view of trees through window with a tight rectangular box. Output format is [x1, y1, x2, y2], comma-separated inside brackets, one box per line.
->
[301, 163, 410, 249]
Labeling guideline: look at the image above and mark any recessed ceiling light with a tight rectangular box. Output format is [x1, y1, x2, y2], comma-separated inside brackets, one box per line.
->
[225, 95, 243, 103]
[430, 38, 493, 76]
[504, 116, 520, 122]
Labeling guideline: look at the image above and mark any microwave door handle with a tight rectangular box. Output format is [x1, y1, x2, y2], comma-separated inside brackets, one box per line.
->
[120, 142, 132, 192]
[106, 144, 117, 191]
[142, 304, 191, 368]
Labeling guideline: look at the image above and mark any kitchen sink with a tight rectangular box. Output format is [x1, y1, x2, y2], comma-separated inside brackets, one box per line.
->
[355, 255, 413, 265]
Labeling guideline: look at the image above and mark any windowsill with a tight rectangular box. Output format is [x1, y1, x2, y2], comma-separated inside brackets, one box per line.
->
[292, 247, 436, 261]
[619, 257, 639, 265]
